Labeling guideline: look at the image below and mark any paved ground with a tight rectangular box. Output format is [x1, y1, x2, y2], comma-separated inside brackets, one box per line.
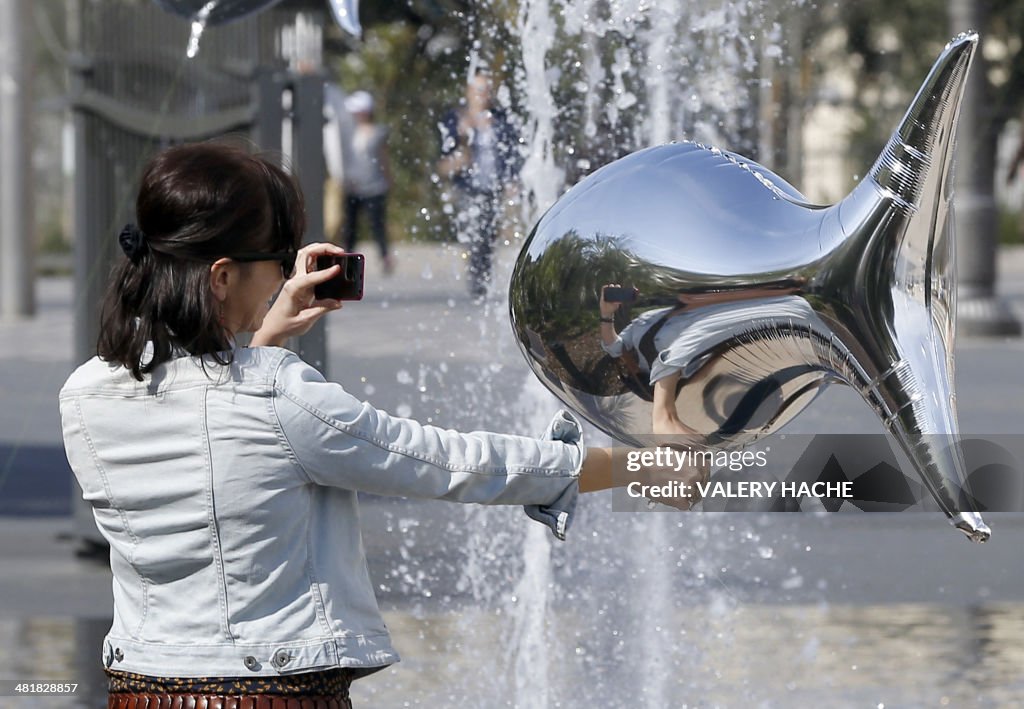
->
[1, 242, 1023, 707]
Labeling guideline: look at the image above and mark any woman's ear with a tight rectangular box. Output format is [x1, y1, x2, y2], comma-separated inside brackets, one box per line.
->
[209, 258, 234, 303]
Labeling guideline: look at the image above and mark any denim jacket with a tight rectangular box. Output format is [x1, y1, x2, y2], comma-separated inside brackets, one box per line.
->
[58, 346, 584, 678]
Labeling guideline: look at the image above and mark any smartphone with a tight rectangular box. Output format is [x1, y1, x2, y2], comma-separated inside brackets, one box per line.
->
[315, 254, 365, 301]
[603, 286, 637, 303]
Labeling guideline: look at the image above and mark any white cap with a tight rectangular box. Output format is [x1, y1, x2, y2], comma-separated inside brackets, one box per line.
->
[345, 91, 374, 114]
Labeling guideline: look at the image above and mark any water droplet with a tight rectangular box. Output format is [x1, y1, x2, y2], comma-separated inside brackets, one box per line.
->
[396, 370, 413, 385]
[758, 546, 774, 559]
[615, 92, 638, 110]
[396, 404, 412, 417]
[781, 574, 803, 590]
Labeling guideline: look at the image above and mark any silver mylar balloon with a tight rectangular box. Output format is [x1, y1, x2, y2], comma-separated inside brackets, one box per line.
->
[509, 32, 991, 543]
[153, 0, 361, 34]
[153, 0, 287, 26]
[328, 0, 362, 36]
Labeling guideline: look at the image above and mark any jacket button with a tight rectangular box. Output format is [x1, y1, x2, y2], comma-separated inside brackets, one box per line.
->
[243, 655, 259, 671]
[113, 648, 124, 662]
[272, 649, 291, 668]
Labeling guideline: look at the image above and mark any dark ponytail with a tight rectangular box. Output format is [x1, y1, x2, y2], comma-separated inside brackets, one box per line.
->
[98, 142, 305, 380]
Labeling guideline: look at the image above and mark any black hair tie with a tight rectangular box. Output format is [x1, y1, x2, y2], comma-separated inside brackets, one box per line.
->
[118, 224, 148, 262]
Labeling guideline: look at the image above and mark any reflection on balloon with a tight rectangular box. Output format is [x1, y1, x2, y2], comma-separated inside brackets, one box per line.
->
[509, 33, 990, 543]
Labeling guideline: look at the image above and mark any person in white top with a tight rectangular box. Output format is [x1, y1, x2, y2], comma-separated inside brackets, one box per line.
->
[437, 72, 522, 299]
[341, 91, 393, 274]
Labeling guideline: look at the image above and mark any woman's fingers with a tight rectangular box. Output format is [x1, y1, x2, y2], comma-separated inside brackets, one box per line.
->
[310, 298, 343, 309]
[301, 263, 342, 285]
[280, 263, 340, 302]
[301, 303, 342, 321]
[294, 242, 347, 277]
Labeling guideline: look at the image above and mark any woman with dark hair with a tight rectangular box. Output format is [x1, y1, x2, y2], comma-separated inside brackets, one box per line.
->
[59, 142, 700, 708]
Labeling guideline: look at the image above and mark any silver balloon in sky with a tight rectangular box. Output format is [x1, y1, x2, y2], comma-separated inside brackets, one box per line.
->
[510, 33, 990, 543]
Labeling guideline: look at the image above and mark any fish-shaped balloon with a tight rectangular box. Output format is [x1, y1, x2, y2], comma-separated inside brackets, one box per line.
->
[510, 32, 990, 543]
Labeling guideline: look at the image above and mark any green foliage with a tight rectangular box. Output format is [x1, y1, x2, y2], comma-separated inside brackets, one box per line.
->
[39, 216, 70, 254]
[998, 207, 1023, 244]
[819, 0, 1024, 178]
[819, 0, 950, 169]
[329, 21, 466, 243]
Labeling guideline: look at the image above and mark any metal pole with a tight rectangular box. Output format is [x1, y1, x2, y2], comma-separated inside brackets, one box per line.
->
[950, 0, 1020, 336]
[292, 71, 328, 374]
[254, 69, 285, 154]
[68, 0, 108, 551]
[0, 0, 36, 319]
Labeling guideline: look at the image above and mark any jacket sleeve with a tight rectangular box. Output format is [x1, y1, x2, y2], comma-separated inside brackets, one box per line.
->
[601, 315, 641, 358]
[271, 352, 583, 539]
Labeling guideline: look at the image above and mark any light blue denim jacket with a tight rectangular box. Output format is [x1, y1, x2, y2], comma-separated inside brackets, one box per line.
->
[58, 346, 583, 678]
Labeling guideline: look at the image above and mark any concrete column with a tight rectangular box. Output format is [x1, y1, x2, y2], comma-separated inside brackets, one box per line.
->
[950, 0, 1020, 336]
[0, 0, 36, 319]
[292, 72, 328, 375]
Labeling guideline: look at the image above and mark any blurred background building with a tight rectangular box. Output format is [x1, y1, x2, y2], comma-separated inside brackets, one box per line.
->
[5, 0, 1024, 329]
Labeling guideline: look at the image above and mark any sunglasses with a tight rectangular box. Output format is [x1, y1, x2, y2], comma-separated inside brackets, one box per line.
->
[229, 251, 297, 279]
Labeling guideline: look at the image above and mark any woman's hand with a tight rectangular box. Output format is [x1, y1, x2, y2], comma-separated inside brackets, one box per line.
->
[251, 242, 347, 348]
[637, 450, 710, 511]
[577, 445, 708, 511]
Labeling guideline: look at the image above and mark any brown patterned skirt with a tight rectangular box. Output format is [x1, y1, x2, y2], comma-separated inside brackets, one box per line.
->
[106, 667, 357, 708]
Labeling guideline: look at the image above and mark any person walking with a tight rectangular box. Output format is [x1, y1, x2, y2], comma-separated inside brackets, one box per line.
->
[341, 91, 393, 275]
[437, 71, 521, 298]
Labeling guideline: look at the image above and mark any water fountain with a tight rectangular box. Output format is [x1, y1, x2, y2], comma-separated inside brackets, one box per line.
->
[353, 3, 1001, 706]
[506, 3, 788, 706]
[351, 2, 831, 706]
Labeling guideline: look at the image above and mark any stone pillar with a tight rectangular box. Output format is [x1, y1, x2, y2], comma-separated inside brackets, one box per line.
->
[0, 0, 36, 319]
[950, 0, 1020, 336]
